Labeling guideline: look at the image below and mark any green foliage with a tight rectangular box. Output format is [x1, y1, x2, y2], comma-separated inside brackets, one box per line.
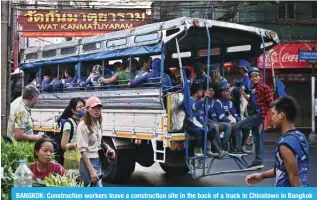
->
[33, 174, 84, 187]
[1, 139, 36, 170]
[1, 139, 35, 200]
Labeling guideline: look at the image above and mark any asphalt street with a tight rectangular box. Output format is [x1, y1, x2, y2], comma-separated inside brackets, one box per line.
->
[105, 144, 317, 187]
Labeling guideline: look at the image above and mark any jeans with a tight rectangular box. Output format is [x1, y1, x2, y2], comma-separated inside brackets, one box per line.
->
[80, 158, 103, 187]
[235, 113, 263, 161]
[186, 124, 214, 147]
[212, 122, 232, 148]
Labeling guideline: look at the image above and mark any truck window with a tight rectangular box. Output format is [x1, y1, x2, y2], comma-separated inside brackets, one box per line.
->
[42, 50, 56, 58]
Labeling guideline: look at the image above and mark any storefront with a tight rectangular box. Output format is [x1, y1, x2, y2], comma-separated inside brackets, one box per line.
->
[258, 42, 317, 128]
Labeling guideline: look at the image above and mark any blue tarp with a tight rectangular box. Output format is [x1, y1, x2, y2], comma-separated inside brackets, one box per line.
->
[20, 42, 163, 69]
[275, 77, 288, 97]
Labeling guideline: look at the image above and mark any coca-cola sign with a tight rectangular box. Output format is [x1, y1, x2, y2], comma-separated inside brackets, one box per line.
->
[258, 43, 317, 69]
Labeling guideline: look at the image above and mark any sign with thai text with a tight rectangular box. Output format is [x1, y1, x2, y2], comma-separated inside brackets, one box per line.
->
[18, 9, 151, 37]
[258, 43, 317, 69]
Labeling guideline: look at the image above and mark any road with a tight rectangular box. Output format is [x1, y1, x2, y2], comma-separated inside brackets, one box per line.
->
[105, 144, 317, 187]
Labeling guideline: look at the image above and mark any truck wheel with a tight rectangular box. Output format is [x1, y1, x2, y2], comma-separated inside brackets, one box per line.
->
[136, 142, 155, 167]
[159, 163, 189, 176]
[101, 140, 136, 183]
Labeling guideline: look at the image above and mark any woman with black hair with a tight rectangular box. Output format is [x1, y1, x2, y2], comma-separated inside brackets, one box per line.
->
[29, 136, 66, 180]
[56, 98, 85, 165]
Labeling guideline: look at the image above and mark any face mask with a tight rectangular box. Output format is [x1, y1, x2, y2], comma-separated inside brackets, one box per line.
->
[77, 110, 86, 118]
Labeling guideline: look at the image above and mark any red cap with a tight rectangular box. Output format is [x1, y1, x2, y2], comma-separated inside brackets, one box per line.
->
[86, 97, 102, 108]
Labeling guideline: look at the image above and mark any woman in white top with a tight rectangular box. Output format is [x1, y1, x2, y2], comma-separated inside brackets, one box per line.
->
[77, 96, 115, 187]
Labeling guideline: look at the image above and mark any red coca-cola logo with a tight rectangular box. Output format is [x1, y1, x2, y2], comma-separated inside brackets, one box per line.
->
[281, 53, 296, 62]
[258, 43, 317, 69]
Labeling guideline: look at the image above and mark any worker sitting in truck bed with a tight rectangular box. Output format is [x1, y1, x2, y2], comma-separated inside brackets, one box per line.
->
[214, 82, 241, 154]
[128, 58, 172, 92]
[204, 85, 232, 152]
[28, 71, 41, 88]
[186, 83, 226, 158]
[135, 56, 152, 79]
[52, 67, 75, 91]
[79, 64, 103, 88]
[41, 68, 54, 92]
[99, 58, 138, 86]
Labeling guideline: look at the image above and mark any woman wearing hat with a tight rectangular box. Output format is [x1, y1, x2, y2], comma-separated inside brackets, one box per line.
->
[76, 96, 116, 187]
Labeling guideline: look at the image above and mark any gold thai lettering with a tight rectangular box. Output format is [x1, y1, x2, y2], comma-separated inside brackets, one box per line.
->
[87, 13, 98, 22]
[117, 13, 125, 21]
[34, 13, 44, 23]
[55, 13, 66, 22]
[98, 13, 107, 22]
[108, 13, 116, 21]
[134, 13, 145, 21]
[92, 22, 100, 29]
[44, 11, 56, 22]
[67, 13, 78, 22]
[79, 13, 87, 21]
[24, 10, 37, 22]
[125, 13, 134, 21]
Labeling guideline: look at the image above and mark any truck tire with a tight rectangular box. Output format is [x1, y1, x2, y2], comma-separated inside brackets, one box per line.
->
[136, 142, 155, 167]
[159, 163, 189, 176]
[101, 140, 136, 183]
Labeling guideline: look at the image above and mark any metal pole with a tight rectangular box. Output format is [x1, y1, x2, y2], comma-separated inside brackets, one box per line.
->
[1, 1, 11, 136]
[309, 47, 317, 144]
[203, 23, 211, 176]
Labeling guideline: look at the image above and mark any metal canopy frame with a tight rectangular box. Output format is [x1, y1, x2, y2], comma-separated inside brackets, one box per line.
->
[177, 20, 270, 178]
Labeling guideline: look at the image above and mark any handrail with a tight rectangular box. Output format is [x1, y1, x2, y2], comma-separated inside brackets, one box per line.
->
[203, 21, 212, 176]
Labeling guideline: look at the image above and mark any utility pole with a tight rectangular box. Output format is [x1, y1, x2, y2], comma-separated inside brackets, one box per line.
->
[309, 46, 317, 144]
[1, 1, 11, 136]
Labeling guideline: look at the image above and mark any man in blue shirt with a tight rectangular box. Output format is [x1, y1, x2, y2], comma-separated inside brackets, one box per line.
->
[232, 60, 252, 117]
[193, 62, 211, 89]
[245, 96, 309, 187]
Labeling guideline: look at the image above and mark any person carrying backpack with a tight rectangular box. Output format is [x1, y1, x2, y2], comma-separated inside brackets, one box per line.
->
[55, 98, 86, 166]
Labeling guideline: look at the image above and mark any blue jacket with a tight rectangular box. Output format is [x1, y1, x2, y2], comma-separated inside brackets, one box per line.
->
[205, 98, 218, 122]
[80, 75, 102, 87]
[41, 77, 53, 92]
[188, 97, 204, 128]
[130, 58, 172, 92]
[233, 74, 252, 94]
[52, 77, 75, 90]
[214, 98, 241, 123]
[193, 72, 211, 89]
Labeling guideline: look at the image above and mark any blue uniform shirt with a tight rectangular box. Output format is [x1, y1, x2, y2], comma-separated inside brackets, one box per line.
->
[189, 97, 204, 128]
[41, 77, 52, 92]
[193, 72, 211, 89]
[250, 85, 260, 113]
[275, 129, 309, 187]
[205, 98, 218, 122]
[214, 98, 241, 123]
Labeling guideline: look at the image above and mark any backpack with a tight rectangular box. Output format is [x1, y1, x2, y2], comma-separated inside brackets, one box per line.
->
[55, 117, 77, 165]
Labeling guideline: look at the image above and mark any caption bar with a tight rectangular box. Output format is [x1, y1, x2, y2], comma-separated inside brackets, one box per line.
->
[13, 187, 316, 200]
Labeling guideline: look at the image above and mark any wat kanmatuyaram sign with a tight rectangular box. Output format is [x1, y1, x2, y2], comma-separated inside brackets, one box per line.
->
[18, 9, 151, 37]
